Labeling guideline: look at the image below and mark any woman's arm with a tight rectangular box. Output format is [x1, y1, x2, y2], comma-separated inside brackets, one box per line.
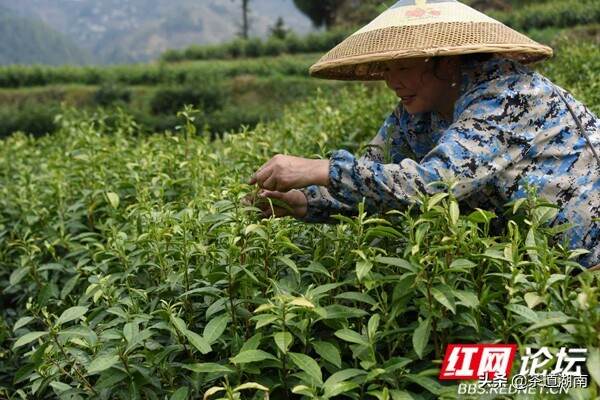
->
[324, 89, 537, 214]
[299, 108, 413, 223]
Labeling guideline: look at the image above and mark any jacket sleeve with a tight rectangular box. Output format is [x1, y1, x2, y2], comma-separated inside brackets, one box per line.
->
[324, 89, 538, 215]
[299, 108, 411, 223]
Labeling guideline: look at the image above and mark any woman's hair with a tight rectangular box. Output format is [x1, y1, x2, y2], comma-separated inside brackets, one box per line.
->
[428, 53, 494, 82]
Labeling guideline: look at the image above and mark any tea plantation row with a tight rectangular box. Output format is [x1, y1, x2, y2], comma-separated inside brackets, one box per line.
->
[1, 77, 599, 399]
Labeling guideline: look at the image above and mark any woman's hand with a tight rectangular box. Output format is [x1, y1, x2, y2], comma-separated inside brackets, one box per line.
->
[243, 189, 308, 219]
[248, 155, 329, 192]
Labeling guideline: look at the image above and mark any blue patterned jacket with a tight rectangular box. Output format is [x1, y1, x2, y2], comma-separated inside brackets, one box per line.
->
[300, 56, 600, 268]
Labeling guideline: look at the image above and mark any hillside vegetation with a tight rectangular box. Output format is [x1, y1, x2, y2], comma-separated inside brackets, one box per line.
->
[0, 6, 90, 66]
[1, 58, 599, 399]
[1, 2, 600, 399]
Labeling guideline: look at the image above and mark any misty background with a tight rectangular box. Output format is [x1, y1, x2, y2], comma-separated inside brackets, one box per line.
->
[0, 0, 315, 65]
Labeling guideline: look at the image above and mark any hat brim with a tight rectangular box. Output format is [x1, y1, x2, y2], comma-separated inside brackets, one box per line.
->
[310, 20, 553, 80]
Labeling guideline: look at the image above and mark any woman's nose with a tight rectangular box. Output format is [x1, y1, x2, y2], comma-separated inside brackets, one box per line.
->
[384, 72, 406, 89]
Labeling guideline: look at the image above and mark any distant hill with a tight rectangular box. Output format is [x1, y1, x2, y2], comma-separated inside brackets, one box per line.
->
[0, 6, 91, 66]
[0, 0, 314, 64]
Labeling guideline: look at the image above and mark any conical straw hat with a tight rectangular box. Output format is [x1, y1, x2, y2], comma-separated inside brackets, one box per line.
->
[309, 0, 553, 80]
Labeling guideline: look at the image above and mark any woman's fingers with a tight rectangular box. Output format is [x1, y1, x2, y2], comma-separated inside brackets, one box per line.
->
[261, 174, 278, 191]
[249, 156, 327, 191]
[250, 156, 279, 185]
[259, 190, 283, 199]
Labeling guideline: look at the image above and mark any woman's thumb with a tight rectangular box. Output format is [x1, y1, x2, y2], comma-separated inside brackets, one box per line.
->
[259, 190, 285, 200]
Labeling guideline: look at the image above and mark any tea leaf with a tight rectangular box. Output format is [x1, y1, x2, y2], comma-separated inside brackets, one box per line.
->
[375, 256, 417, 273]
[289, 297, 315, 309]
[123, 322, 139, 344]
[56, 306, 88, 325]
[321, 305, 369, 319]
[13, 317, 35, 332]
[404, 374, 443, 395]
[390, 390, 417, 400]
[170, 316, 188, 334]
[312, 341, 341, 368]
[240, 333, 262, 352]
[454, 290, 479, 309]
[277, 255, 299, 275]
[60, 274, 80, 299]
[334, 329, 369, 346]
[170, 387, 189, 400]
[587, 348, 600, 386]
[412, 318, 431, 359]
[274, 331, 293, 354]
[323, 381, 360, 398]
[230, 349, 277, 364]
[184, 329, 212, 354]
[106, 192, 120, 209]
[203, 314, 229, 344]
[288, 352, 323, 385]
[356, 260, 373, 281]
[87, 354, 119, 375]
[525, 316, 575, 333]
[334, 291, 377, 306]
[94, 370, 128, 391]
[292, 385, 313, 396]
[367, 314, 380, 340]
[234, 382, 269, 392]
[431, 286, 455, 314]
[324, 368, 367, 388]
[181, 363, 234, 374]
[449, 200, 459, 225]
[203, 387, 225, 400]
[506, 304, 538, 323]
[467, 209, 496, 224]
[9, 266, 29, 286]
[13, 331, 48, 349]
[49, 381, 72, 393]
[524, 292, 544, 309]
[449, 259, 476, 270]
[427, 193, 449, 210]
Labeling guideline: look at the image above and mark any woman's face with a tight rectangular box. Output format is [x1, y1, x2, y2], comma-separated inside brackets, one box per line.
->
[382, 57, 458, 116]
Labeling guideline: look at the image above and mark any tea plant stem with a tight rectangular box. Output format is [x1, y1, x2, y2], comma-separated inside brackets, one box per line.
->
[50, 332, 97, 396]
[183, 225, 190, 294]
[119, 349, 132, 376]
[424, 274, 440, 359]
[228, 265, 238, 334]
[280, 304, 290, 400]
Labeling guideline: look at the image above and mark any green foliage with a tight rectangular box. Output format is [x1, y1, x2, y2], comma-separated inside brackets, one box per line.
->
[0, 5, 91, 66]
[93, 83, 132, 107]
[490, 0, 600, 31]
[293, 0, 346, 28]
[160, 30, 350, 62]
[0, 104, 58, 138]
[149, 84, 227, 115]
[0, 54, 318, 89]
[538, 41, 600, 115]
[269, 17, 290, 40]
[0, 81, 599, 399]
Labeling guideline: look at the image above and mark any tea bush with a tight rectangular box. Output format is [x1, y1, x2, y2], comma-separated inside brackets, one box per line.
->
[490, 0, 600, 31]
[160, 30, 351, 63]
[93, 83, 132, 107]
[1, 77, 599, 400]
[0, 54, 318, 89]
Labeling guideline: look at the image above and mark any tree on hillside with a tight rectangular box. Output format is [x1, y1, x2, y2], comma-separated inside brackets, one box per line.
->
[336, 0, 390, 27]
[269, 17, 289, 39]
[232, 0, 251, 39]
[292, 0, 346, 29]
